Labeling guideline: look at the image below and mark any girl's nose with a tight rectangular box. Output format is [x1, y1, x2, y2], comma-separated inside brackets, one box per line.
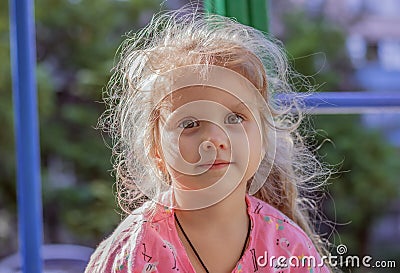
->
[201, 122, 229, 151]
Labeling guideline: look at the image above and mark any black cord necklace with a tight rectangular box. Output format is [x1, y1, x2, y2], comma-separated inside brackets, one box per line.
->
[174, 212, 251, 273]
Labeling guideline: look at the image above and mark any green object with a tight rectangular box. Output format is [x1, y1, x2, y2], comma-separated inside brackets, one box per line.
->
[226, 0, 250, 25]
[204, 0, 269, 33]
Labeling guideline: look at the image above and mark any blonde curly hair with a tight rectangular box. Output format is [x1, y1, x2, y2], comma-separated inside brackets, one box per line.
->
[99, 8, 331, 261]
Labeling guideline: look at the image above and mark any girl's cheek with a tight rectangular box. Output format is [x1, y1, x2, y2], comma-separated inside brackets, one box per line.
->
[239, 122, 263, 161]
[177, 134, 202, 164]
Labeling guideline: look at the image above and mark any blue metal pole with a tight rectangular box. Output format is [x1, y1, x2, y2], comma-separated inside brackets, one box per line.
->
[9, 0, 44, 272]
[276, 92, 400, 114]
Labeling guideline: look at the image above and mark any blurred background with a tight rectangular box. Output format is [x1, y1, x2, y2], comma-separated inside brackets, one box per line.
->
[1, 0, 399, 272]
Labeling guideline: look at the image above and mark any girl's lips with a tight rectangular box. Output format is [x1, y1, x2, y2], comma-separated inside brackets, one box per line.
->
[199, 161, 232, 169]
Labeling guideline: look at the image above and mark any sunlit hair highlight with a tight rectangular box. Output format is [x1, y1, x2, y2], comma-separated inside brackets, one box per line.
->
[99, 8, 331, 261]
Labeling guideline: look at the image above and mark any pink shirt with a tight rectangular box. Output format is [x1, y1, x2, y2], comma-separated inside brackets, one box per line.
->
[85, 195, 330, 272]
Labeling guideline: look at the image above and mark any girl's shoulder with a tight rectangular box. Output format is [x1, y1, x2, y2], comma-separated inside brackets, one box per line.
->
[247, 194, 296, 226]
[84, 201, 156, 272]
[247, 195, 329, 272]
[246, 195, 314, 246]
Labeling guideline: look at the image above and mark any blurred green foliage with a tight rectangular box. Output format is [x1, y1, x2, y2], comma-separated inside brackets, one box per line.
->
[1, 0, 160, 257]
[281, 10, 353, 92]
[315, 116, 400, 251]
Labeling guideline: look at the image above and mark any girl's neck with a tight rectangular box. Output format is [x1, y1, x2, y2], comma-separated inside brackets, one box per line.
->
[174, 184, 248, 230]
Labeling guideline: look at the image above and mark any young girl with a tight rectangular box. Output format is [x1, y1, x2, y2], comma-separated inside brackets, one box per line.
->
[86, 8, 331, 273]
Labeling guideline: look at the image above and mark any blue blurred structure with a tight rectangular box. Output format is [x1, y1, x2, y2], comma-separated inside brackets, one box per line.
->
[356, 63, 400, 91]
[9, 0, 43, 272]
[0, 244, 94, 273]
[277, 91, 400, 114]
[356, 62, 400, 146]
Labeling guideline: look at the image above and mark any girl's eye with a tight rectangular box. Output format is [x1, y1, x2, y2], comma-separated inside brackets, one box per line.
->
[178, 119, 200, 129]
[225, 113, 244, 124]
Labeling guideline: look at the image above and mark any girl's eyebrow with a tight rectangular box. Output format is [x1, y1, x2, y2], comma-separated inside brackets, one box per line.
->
[231, 101, 253, 112]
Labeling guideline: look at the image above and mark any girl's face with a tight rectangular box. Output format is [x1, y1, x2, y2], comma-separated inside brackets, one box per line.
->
[158, 84, 265, 199]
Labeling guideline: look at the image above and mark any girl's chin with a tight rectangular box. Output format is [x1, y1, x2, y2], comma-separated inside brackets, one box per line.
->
[171, 178, 223, 191]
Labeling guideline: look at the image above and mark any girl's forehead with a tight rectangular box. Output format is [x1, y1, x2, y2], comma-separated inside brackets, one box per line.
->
[168, 86, 256, 111]
[151, 64, 262, 108]
[151, 65, 267, 124]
